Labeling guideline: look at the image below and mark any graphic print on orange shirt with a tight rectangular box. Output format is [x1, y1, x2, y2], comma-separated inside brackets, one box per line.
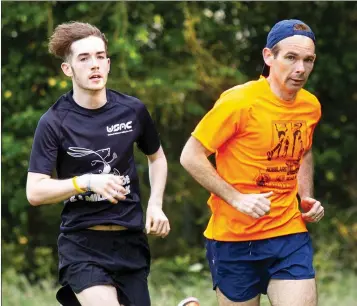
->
[255, 120, 307, 190]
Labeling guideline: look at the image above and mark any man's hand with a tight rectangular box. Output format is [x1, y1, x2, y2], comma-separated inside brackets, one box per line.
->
[145, 205, 170, 238]
[232, 191, 273, 219]
[301, 197, 324, 223]
[77, 174, 126, 204]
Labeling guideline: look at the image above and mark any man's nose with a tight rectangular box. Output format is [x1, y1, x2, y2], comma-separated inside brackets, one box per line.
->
[90, 57, 99, 69]
[295, 60, 305, 74]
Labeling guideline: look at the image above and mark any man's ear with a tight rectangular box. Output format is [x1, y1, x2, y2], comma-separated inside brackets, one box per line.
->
[262, 47, 274, 67]
[61, 62, 73, 77]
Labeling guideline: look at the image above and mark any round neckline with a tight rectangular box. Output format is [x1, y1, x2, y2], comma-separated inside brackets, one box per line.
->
[67, 89, 112, 114]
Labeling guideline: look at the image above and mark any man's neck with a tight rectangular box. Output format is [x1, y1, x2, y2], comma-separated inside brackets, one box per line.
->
[72, 85, 107, 109]
[266, 76, 297, 102]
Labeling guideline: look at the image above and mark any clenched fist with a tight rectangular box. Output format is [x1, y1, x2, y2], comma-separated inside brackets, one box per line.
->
[301, 197, 324, 223]
[232, 191, 273, 219]
[145, 205, 170, 238]
[77, 174, 127, 204]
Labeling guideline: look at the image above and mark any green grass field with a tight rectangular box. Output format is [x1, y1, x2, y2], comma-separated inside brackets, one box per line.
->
[2, 267, 357, 306]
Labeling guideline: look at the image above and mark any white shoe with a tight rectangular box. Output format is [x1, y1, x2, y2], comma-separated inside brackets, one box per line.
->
[178, 297, 200, 306]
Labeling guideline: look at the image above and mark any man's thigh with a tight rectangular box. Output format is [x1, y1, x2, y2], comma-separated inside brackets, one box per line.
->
[113, 269, 151, 306]
[267, 233, 315, 282]
[57, 230, 151, 306]
[75, 285, 120, 306]
[206, 239, 265, 303]
[57, 268, 150, 306]
[267, 279, 317, 306]
[217, 288, 260, 306]
[266, 232, 316, 306]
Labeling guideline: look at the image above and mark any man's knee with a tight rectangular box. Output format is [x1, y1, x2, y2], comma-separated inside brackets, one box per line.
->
[75, 285, 120, 306]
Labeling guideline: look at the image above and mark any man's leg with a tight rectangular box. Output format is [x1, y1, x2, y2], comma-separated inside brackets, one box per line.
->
[266, 233, 317, 306]
[216, 288, 260, 306]
[58, 230, 150, 306]
[206, 239, 265, 306]
[75, 285, 120, 306]
[113, 269, 151, 306]
[267, 279, 317, 306]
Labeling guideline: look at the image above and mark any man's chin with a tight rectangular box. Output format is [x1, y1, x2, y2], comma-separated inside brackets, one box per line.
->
[83, 84, 106, 92]
[287, 82, 305, 92]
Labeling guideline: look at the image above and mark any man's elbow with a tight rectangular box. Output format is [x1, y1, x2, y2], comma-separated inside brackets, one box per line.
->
[180, 149, 192, 170]
[26, 189, 42, 206]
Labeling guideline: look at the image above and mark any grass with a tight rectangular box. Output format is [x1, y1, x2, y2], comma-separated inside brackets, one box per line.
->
[148, 268, 357, 306]
[2, 266, 357, 306]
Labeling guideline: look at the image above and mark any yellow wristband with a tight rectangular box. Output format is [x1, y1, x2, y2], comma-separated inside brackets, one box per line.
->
[72, 176, 85, 193]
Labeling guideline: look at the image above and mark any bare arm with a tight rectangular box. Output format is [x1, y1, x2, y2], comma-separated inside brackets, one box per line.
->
[145, 146, 170, 236]
[180, 136, 239, 205]
[147, 146, 168, 208]
[26, 172, 126, 206]
[180, 136, 272, 218]
[26, 173, 85, 205]
[298, 149, 325, 222]
[297, 149, 314, 198]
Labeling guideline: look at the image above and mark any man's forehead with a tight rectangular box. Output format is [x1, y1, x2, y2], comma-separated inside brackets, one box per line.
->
[71, 36, 106, 55]
[278, 35, 315, 54]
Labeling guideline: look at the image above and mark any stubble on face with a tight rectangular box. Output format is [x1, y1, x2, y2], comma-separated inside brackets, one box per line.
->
[69, 36, 110, 92]
[277, 36, 315, 86]
[71, 66, 107, 92]
[262, 36, 316, 101]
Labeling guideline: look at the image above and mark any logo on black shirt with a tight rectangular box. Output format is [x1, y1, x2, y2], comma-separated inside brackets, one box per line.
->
[106, 121, 133, 136]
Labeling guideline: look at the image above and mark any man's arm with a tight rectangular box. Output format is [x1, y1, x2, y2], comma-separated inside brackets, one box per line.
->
[147, 146, 167, 206]
[180, 137, 239, 205]
[180, 136, 272, 219]
[297, 149, 314, 198]
[145, 146, 170, 237]
[27, 173, 84, 205]
[297, 149, 324, 222]
[26, 172, 126, 206]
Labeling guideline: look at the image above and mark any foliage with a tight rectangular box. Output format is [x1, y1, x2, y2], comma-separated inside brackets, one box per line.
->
[2, 269, 56, 306]
[2, 240, 57, 282]
[1, 0, 357, 285]
[2, 261, 357, 306]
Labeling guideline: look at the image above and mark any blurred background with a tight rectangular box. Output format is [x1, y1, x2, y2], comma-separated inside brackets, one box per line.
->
[2, 1, 357, 305]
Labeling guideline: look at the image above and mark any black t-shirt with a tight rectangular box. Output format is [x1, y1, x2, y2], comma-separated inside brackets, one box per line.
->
[28, 89, 161, 233]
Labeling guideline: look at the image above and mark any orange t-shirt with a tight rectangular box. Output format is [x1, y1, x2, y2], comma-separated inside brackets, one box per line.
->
[192, 77, 321, 241]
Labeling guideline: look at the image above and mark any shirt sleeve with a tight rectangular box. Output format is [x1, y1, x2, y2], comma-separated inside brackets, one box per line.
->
[306, 98, 322, 151]
[136, 103, 161, 155]
[28, 113, 59, 175]
[191, 92, 247, 152]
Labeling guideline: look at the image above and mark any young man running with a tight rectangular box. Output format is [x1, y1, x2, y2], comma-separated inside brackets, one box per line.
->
[27, 22, 170, 306]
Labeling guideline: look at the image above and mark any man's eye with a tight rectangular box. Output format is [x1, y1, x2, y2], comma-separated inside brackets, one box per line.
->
[287, 55, 295, 61]
[80, 58, 87, 62]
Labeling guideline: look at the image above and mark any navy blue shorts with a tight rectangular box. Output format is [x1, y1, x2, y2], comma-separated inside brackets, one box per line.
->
[56, 229, 151, 306]
[206, 232, 315, 302]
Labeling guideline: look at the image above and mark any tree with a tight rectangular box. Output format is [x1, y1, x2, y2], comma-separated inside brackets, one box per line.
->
[2, 2, 356, 279]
